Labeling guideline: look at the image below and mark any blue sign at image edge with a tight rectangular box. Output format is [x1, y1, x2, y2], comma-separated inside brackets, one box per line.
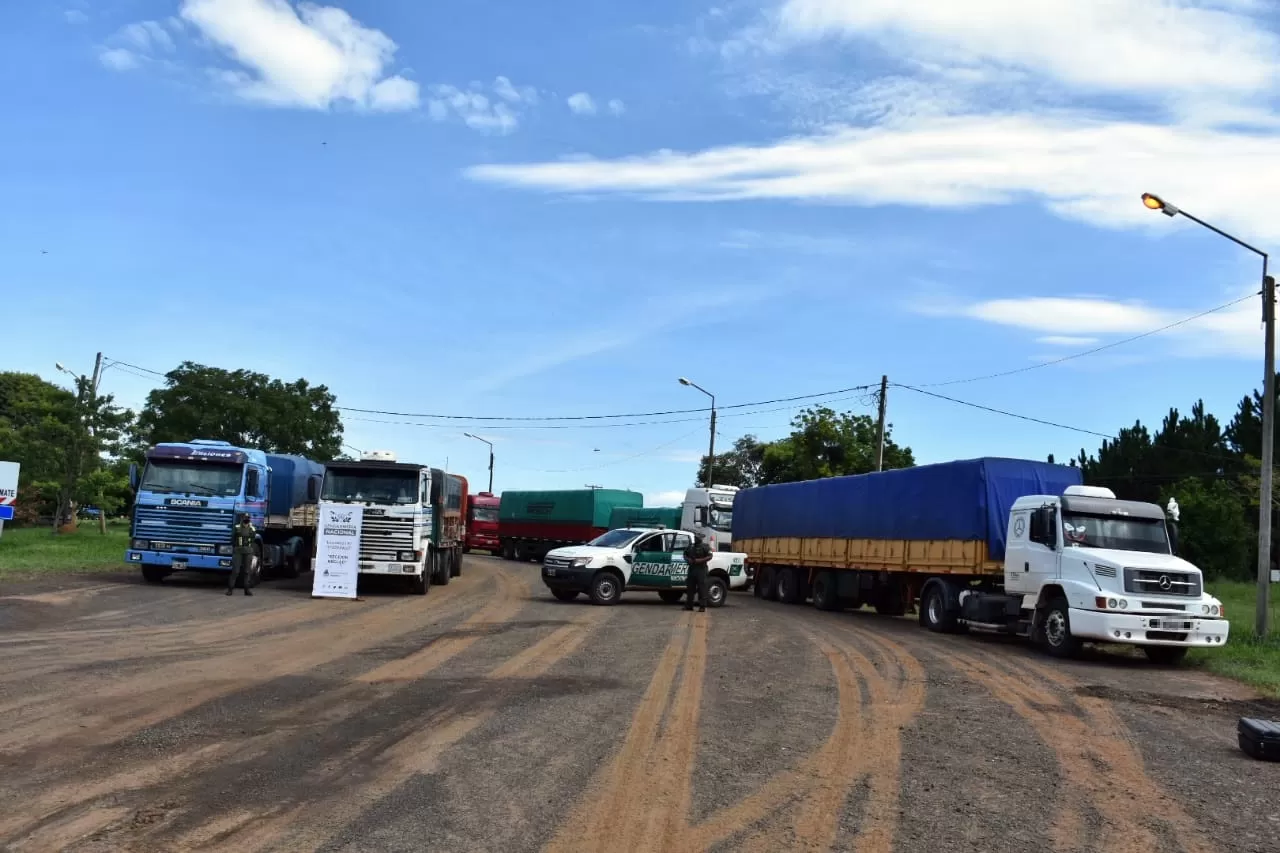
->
[0, 506, 14, 520]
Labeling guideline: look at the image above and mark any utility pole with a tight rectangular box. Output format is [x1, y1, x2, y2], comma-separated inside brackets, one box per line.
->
[1259, 269, 1275, 637]
[91, 352, 106, 534]
[707, 405, 717, 486]
[875, 375, 888, 472]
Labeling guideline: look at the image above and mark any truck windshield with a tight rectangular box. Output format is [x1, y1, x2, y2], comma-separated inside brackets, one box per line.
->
[1061, 512, 1170, 554]
[589, 529, 644, 548]
[322, 470, 418, 504]
[709, 506, 733, 532]
[470, 506, 499, 523]
[140, 461, 243, 497]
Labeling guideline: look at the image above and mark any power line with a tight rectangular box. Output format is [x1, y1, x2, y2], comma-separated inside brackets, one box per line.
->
[892, 383, 1115, 438]
[916, 291, 1258, 388]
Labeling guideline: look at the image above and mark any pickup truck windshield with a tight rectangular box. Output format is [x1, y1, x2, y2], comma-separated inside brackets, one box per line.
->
[589, 529, 644, 548]
[141, 461, 242, 496]
[1062, 512, 1170, 555]
[322, 470, 419, 504]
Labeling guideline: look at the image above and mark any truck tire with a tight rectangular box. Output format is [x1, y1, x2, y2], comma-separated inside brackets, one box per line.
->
[811, 572, 840, 611]
[658, 590, 684, 604]
[589, 571, 623, 606]
[433, 551, 451, 586]
[410, 569, 428, 596]
[452, 548, 463, 577]
[242, 545, 263, 589]
[777, 567, 805, 605]
[141, 565, 169, 584]
[552, 589, 580, 602]
[279, 551, 302, 580]
[501, 542, 515, 561]
[920, 583, 959, 633]
[1042, 596, 1081, 658]
[706, 577, 728, 608]
[758, 566, 779, 601]
[1144, 646, 1188, 666]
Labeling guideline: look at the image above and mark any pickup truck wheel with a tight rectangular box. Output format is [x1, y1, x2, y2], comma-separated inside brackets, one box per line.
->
[141, 566, 169, 584]
[552, 589, 580, 602]
[706, 577, 728, 608]
[658, 590, 685, 604]
[811, 572, 840, 611]
[1143, 646, 1188, 666]
[1042, 596, 1081, 658]
[589, 571, 623, 606]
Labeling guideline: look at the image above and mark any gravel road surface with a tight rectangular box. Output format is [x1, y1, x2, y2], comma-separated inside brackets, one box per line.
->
[2, 556, 1277, 852]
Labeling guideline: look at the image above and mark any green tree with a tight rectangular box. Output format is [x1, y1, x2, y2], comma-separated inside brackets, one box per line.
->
[760, 406, 913, 485]
[136, 362, 344, 459]
[1162, 477, 1251, 581]
[696, 435, 766, 488]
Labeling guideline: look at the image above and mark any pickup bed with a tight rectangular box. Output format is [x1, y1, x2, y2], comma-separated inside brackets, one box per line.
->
[541, 527, 748, 606]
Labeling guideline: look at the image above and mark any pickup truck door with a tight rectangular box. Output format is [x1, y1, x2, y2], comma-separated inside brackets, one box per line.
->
[630, 533, 680, 588]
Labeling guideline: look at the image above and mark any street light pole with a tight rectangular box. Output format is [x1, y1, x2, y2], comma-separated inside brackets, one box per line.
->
[464, 433, 495, 493]
[1142, 193, 1273, 637]
[679, 377, 716, 486]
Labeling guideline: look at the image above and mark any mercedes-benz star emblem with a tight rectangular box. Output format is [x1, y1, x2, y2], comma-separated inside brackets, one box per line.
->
[1158, 574, 1172, 591]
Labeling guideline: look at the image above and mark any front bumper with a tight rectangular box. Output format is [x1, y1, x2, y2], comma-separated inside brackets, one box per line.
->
[359, 560, 426, 577]
[1069, 608, 1231, 647]
[126, 551, 231, 571]
[542, 564, 595, 592]
[467, 536, 499, 550]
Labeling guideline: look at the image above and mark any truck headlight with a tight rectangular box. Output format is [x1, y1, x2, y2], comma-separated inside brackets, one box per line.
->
[131, 539, 150, 550]
[217, 544, 234, 555]
[1203, 604, 1220, 616]
[570, 557, 592, 568]
[398, 551, 418, 562]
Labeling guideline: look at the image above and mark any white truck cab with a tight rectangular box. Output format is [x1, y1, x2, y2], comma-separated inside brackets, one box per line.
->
[932, 484, 1229, 664]
[682, 486, 738, 552]
[541, 527, 749, 607]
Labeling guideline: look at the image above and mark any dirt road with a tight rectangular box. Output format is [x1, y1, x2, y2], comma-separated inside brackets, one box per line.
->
[1, 556, 1276, 852]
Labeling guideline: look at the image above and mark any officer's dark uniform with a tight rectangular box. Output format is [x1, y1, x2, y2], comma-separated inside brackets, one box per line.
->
[227, 515, 255, 596]
[682, 536, 713, 611]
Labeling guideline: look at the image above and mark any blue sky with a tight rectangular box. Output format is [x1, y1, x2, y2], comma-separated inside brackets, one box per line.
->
[5, 0, 1280, 505]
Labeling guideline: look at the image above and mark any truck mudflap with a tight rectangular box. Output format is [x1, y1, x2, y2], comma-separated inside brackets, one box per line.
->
[1067, 608, 1230, 647]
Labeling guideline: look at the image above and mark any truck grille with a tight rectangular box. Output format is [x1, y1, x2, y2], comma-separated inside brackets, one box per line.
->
[359, 516, 415, 562]
[1123, 568, 1201, 597]
[132, 505, 234, 553]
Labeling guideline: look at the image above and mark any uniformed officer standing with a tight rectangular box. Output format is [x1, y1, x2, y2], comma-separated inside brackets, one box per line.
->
[682, 532, 713, 612]
[227, 513, 255, 596]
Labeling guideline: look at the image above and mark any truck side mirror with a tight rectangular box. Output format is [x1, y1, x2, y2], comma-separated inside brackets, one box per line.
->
[128, 463, 139, 491]
[696, 507, 708, 526]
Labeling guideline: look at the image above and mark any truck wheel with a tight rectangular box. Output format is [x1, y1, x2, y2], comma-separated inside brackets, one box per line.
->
[920, 584, 959, 633]
[777, 568, 806, 604]
[501, 542, 515, 561]
[410, 569, 428, 596]
[1144, 646, 1188, 666]
[141, 566, 169, 584]
[1042, 596, 1081, 658]
[758, 566, 779, 601]
[658, 590, 684, 604]
[552, 589, 580, 602]
[433, 551, 451, 586]
[279, 552, 302, 580]
[812, 572, 840, 611]
[706, 577, 728, 608]
[589, 571, 623, 606]
[452, 548, 463, 577]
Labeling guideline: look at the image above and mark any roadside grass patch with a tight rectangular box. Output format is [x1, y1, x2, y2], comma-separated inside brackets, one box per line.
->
[1190, 581, 1280, 697]
[0, 521, 129, 578]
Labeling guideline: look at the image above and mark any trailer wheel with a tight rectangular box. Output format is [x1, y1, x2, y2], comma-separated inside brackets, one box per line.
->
[1143, 646, 1188, 666]
[920, 583, 959, 633]
[811, 572, 840, 611]
[706, 577, 728, 608]
[758, 566, 779, 601]
[141, 565, 169, 584]
[552, 589, 580, 602]
[589, 571, 623, 606]
[777, 568, 805, 604]
[1042, 596, 1081, 658]
[501, 542, 515, 561]
[658, 590, 684, 604]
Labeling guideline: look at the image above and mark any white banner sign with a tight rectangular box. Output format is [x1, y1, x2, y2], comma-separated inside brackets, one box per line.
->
[0, 461, 18, 506]
[312, 502, 363, 600]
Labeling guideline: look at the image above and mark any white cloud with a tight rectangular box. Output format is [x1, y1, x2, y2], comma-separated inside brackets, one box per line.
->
[1038, 336, 1101, 347]
[178, 0, 418, 111]
[120, 20, 176, 53]
[99, 48, 140, 72]
[64, 9, 89, 24]
[427, 81, 523, 134]
[465, 112, 1280, 244]
[775, 0, 1280, 98]
[493, 75, 538, 104]
[607, 98, 626, 116]
[567, 92, 597, 115]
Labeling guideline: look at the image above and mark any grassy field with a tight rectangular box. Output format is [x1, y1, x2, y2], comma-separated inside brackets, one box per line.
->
[1190, 580, 1280, 696]
[0, 521, 129, 579]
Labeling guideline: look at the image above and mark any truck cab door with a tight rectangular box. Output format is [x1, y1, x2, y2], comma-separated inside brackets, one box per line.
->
[1008, 505, 1060, 595]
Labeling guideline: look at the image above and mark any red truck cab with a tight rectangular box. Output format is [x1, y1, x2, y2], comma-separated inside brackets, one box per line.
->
[465, 491, 501, 554]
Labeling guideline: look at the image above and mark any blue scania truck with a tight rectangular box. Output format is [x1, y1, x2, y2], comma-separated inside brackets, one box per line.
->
[126, 439, 325, 588]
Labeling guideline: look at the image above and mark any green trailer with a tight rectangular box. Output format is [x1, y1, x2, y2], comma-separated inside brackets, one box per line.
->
[498, 488, 642, 561]
[608, 506, 681, 531]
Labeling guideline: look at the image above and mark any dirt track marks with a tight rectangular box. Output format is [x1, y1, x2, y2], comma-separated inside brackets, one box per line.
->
[947, 648, 1211, 853]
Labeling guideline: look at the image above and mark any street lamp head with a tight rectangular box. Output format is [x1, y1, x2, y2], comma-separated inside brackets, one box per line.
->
[463, 432, 475, 440]
[678, 377, 691, 386]
[1141, 192, 1178, 217]
[55, 362, 66, 373]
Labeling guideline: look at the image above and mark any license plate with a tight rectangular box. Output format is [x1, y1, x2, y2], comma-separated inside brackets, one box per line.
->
[545, 567, 557, 576]
[171, 559, 187, 570]
[1151, 619, 1191, 630]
